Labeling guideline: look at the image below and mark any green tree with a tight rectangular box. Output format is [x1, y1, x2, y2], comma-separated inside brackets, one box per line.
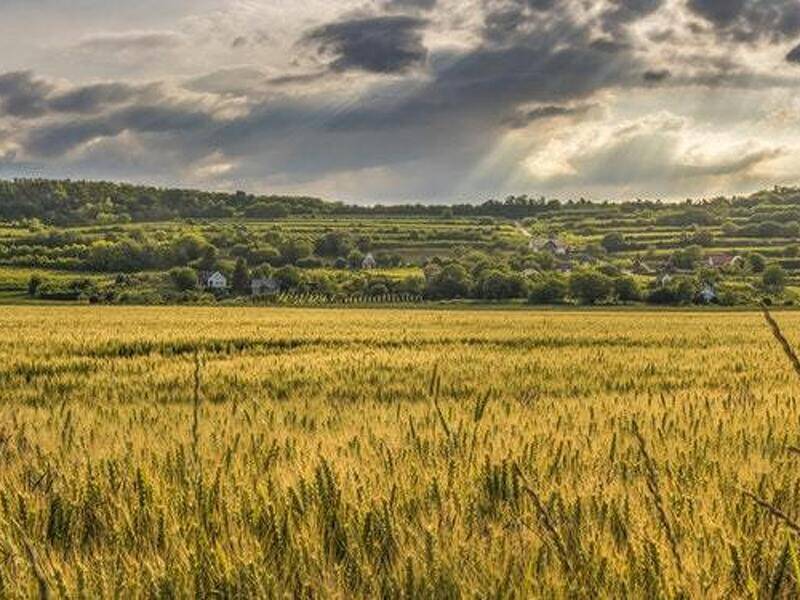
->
[601, 232, 627, 253]
[528, 275, 568, 304]
[279, 238, 313, 265]
[249, 245, 280, 266]
[689, 229, 714, 246]
[478, 270, 528, 300]
[244, 202, 289, 219]
[197, 245, 218, 270]
[531, 252, 556, 271]
[27, 275, 43, 296]
[614, 276, 641, 302]
[169, 267, 198, 292]
[315, 232, 353, 257]
[172, 234, 209, 264]
[569, 270, 613, 304]
[721, 221, 739, 237]
[356, 235, 373, 253]
[274, 266, 301, 290]
[762, 264, 787, 294]
[231, 258, 251, 294]
[671, 245, 703, 270]
[397, 275, 425, 295]
[748, 253, 767, 273]
[425, 263, 471, 299]
[583, 243, 607, 258]
[348, 249, 365, 269]
[674, 277, 696, 304]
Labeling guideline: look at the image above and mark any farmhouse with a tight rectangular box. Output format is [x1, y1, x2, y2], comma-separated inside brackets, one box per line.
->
[698, 283, 717, 304]
[631, 259, 655, 275]
[199, 271, 227, 290]
[362, 253, 377, 269]
[706, 254, 741, 269]
[656, 272, 673, 286]
[532, 237, 570, 256]
[251, 277, 280, 296]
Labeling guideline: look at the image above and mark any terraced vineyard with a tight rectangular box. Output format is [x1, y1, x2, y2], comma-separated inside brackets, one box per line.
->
[2, 306, 800, 596]
[524, 193, 800, 284]
[3, 181, 800, 306]
[0, 216, 523, 271]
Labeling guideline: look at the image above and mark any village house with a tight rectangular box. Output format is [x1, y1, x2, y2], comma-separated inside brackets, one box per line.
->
[698, 282, 717, 304]
[706, 254, 742, 269]
[631, 258, 655, 275]
[198, 271, 227, 290]
[251, 277, 281, 296]
[361, 253, 377, 269]
[656, 272, 673, 287]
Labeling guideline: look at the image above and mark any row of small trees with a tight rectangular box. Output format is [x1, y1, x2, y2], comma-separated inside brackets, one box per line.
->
[528, 264, 788, 306]
[528, 271, 642, 305]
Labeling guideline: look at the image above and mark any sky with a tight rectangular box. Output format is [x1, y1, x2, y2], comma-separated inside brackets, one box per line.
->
[1, 0, 799, 204]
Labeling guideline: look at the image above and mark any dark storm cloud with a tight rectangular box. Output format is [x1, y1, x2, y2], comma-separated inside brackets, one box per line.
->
[193, 2, 667, 182]
[643, 69, 671, 82]
[304, 15, 428, 74]
[481, 0, 557, 44]
[483, 7, 528, 43]
[687, 0, 745, 27]
[434, 42, 634, 105]
[483, 0, 661, 44]
[266, 72, 328, 86]
[526, 0, 556, 9]
[788, 43, 800, 64]
[48, 82, 151, 113]
[503, 104, 593, 129]
[209, 5, 642, 155]
[26, 120, 117, 158]
[601, 0, 665, 34]
[25, 104, 216, 157]
[427, 11, 639, 111]
[0, 71, 161, 119]
[687, 0, 800, 43]
[383, 0, 437, 11]
[0, 71, 53, 118]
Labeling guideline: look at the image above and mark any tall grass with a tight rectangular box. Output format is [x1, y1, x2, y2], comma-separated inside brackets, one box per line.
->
[0, 306, 798, 596]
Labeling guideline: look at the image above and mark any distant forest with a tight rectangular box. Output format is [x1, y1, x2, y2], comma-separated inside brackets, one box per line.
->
[2, 178, 800, 225]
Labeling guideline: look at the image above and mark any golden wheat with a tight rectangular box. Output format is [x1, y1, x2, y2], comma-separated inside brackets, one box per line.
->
[1, 306, 800, 597]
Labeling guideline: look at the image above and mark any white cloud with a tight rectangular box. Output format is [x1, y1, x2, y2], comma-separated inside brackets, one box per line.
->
[519, 110, 789, 199]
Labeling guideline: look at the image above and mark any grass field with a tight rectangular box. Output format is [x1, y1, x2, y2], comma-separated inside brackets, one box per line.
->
[2, 307, 800, 596]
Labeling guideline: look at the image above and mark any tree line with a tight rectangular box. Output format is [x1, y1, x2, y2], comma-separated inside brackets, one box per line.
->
[3, 179, 800, 226]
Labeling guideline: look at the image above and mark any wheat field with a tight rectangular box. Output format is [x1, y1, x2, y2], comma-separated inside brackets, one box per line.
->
[1, 306, 800, 597]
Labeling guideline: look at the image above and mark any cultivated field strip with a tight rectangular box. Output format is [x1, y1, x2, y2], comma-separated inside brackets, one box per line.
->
[0, 307, 799, 597]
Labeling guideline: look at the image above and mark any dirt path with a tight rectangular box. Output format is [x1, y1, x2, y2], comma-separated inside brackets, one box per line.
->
[514, 221, 536, 249]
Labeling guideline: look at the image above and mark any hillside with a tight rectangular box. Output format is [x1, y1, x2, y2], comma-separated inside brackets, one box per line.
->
[1, 179, 800, 306]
